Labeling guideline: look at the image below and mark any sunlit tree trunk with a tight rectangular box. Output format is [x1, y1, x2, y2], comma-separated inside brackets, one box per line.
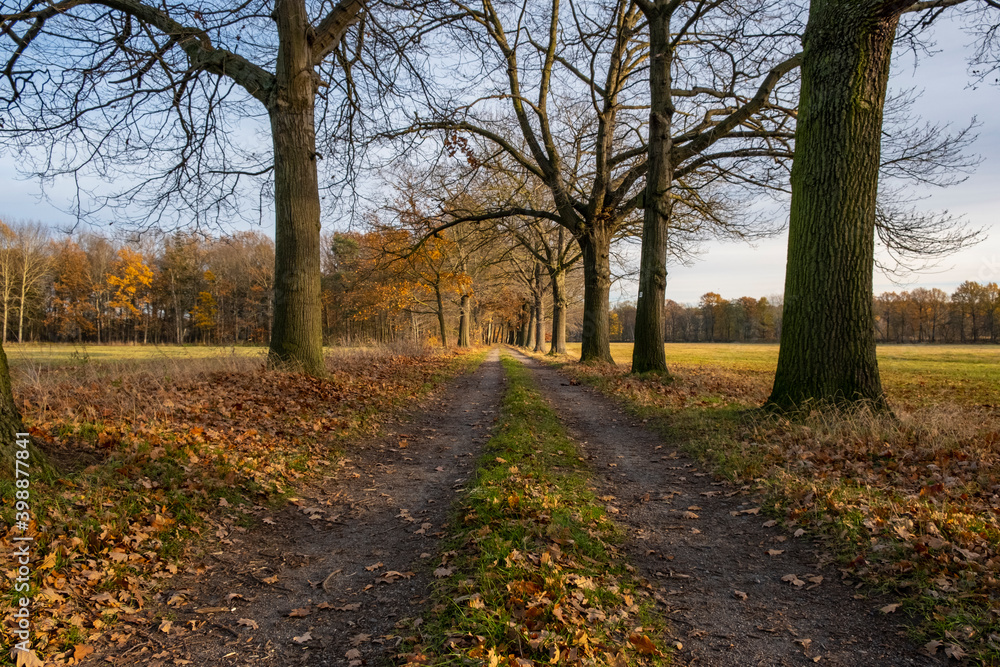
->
[434, 283, 448, 347]
[632, 1, 673, 375]
[457, 293, 471, 347]
[769, 0, 899, 410]
[267, 0, 325, 374]
[525, 304, 536, 349]
[548, 267, 567, 354]
[579, 230, 614, 363]
[533, 264, 546, 352]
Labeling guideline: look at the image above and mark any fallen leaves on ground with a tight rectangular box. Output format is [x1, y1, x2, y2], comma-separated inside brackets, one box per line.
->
[0, 348, 475, 664]
[405, 355, 669, 666]
[565, 355, 1000, 662]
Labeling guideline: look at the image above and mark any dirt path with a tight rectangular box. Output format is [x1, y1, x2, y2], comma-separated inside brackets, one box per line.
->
[508, 349, 941, 667]
[100, 349, 504, 667]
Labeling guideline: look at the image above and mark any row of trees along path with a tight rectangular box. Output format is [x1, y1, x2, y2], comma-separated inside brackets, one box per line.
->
[3, 0, 996, 410]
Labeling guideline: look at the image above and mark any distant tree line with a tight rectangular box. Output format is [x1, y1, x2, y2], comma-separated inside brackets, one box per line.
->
[0, 221, 575, 347]
[0, 221, 274, 345]
[1, 215, 994, 349]
[601, 281, 1000, 345]
[874, 282, 1000, 344]
[600, 294, 783, 344]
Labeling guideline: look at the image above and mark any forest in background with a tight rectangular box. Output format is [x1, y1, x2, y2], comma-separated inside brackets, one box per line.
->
[1, 219, 996, 348]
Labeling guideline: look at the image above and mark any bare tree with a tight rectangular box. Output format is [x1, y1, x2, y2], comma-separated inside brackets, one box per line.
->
[0, 0, 427, 373]
[13, 221, 50, 342]
[768, 0, 991, 410]
[402, 0, 647, 362]
[0, 222, 17, 342]
[404, 0, 804, 364]
[631, 0, 801, 373]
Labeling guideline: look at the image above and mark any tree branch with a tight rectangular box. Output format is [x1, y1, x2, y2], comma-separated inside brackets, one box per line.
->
[311, 0, 364, 63]
[672, 52, 801, 164]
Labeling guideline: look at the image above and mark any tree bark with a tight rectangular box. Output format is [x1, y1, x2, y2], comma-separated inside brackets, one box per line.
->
[267, 0, 325, 375]
[579, 230, 614, 363]
[548, 267, 567, 354]
[769, 0, 897, 410]
[457, 292, 471, 347]
[632, 2, 674, 376]
[533, 263, 546, 352]
[525, 303, 536, 349]
[434, 283, 448, 347]
[0, 341, 30, 479]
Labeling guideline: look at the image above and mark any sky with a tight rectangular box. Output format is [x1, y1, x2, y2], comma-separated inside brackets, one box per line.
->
[650, 16, 1000, 305]
[1, 12, 998, 308]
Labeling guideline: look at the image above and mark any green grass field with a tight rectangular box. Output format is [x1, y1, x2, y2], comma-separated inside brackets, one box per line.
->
[565, 342, 1000, 407]
[3, 342, 267, 368]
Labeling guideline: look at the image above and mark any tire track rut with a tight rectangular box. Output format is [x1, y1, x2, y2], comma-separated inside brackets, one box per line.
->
[102, 349, 504, 667]
[510, 349, 940, 667]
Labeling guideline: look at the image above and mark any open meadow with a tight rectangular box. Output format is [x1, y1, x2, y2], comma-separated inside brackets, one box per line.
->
[4, 343, 267, 368]
[566, 342, 1000, 407]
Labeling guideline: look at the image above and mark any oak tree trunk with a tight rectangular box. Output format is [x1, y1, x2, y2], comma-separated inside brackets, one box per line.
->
[457, 293, 471, 347]
[435, 283, 448, 347]
[516, 303, 528, 347]
[548, 267, 567, 354]
[769, 0, 897, 410]
[525, 305, 536, 349]
[0, 341, 30, 479]
[632, 4, 674, 376]
[267, 0, 325, 375]
[533, 264, 546, 353]
[579, 230, 614, 364]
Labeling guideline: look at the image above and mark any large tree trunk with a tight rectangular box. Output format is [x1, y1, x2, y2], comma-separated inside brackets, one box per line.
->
[632, 3, 674, 376]
[769, 0, 897, 410]
[457, 292, 471, 347]
[548, 267, 567, 354]
[515, 304, 526, 347]
[0, 341, 30, 479]
[579, 230, 614, 363]
[435, 283, 448, 347]
[533, 264, 546, 352]
[525, 303, 535, 349]
[267, 0, 325, 375]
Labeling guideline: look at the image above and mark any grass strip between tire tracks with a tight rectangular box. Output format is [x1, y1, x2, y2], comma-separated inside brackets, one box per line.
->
[402, 352, 671, 667]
